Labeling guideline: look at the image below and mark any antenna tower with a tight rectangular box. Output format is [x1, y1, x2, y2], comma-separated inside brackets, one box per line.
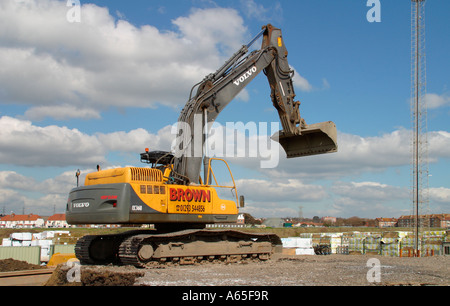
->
[410, 0, 429, 255]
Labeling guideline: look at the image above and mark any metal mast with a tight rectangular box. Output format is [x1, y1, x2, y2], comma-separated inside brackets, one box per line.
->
[410, 0, 429, 256]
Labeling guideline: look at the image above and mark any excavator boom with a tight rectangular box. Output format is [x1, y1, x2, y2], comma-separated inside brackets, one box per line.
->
[172, 24, 337, 184]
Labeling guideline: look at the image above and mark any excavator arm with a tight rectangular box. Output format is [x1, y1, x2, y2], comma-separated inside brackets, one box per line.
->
[172, 24, 337, 185]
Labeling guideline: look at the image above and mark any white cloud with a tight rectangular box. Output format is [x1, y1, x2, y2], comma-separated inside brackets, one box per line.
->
[96, 125, 174, 154]
[428, 131, 450, 161]
[0, 171, 36, 190]
[24, 104, 101, 121]
[331, 181, 408, 202]
[236, 178, 328, 202]
[329, 181, 411, 218]
[2, 115, 450, 185]
[234, 178, 329, 218]
[0, 116, 105, 167]
[429, 187, 450, 204]
[260, 128, 450, 181]
[0, 168, 96, 215]
[0, 1, 248, 119]
[425, 93, 450, 109]
[291, 66, 313, 92]
[0, 115, 176, 167]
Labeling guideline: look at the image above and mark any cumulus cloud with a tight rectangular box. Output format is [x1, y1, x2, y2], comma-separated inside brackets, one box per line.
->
[0, 115, 177, 167]
[259, 128, 450, 181]
[329, 181, 411, 217]
[425, 93, 450, 109]
[331, 181, 408, 202]
[3, 115, 449, 183]
[428, 131, 450, 161]
[0, 168, 85, 215]
[233, 178, 329, 218]
[236, 178, 328, 202]
[291, 66, 313, 92]
[0, 1, 314, 120]
[97, 125, 174, 154]
[24, 104, 101, 121]
[0, 116, 105, 167]
[429, 187, 450, 203]
[0, 1, 248, 119]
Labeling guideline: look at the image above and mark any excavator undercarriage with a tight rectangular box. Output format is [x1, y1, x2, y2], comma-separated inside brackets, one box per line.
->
[75, 229, 282, 268]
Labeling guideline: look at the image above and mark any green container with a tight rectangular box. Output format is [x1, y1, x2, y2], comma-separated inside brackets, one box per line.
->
[0, 246, 41, 265]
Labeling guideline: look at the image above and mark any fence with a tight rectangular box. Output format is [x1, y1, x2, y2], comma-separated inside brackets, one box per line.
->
[297, 231, 448, 257]
[0, 246, 42, 265]
[0, 244, 76, 265]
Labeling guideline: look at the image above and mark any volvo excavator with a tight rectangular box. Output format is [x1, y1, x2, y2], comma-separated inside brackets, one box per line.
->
[66, 24, 338, 267]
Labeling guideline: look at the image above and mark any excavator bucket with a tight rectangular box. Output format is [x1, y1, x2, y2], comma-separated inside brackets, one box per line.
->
[274, 121, 338, 158]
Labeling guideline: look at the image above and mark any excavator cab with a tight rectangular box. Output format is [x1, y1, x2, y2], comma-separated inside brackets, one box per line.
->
[273, 121, 338, 158]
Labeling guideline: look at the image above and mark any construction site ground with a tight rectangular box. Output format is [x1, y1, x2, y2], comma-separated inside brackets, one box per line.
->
[45, 253, 449, 286]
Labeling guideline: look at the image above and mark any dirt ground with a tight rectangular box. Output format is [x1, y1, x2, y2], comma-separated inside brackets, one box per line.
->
[45, 254, 449, 286]
[0, 258, 45, 272]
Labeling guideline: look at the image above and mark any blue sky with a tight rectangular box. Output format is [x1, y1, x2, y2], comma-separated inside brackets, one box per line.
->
[0, 0, 449, 218]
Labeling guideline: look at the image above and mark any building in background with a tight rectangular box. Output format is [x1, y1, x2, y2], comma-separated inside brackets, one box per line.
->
[45, 214, 69, 228]
[375, 218, 398, 228]
[322, 216, 337, 224]
[0, 214, 45, 228]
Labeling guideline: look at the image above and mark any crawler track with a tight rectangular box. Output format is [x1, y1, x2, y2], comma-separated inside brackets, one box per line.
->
[75, 229, 282, 268]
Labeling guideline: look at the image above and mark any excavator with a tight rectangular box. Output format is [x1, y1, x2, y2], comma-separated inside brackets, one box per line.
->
[65, 24, 338, 267]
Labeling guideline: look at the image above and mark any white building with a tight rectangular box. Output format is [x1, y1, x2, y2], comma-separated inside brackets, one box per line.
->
[45, 214, 69, 228]
[0, 214, 45, 228]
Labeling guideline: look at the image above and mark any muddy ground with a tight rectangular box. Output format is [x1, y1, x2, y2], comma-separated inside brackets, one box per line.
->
[45, 254, 449, 287]
[0, 258, 45, 272]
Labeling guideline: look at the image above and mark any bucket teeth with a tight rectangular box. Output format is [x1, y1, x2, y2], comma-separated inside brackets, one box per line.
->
[273, 121, 338, 158]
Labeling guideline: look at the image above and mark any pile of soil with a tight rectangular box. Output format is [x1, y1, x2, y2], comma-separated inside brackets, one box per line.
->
[0, 258, 44, 272]
[44, 264, 144, 286]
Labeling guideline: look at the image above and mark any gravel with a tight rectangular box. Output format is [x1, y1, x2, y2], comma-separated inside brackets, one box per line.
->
[134, 254, 449, 286]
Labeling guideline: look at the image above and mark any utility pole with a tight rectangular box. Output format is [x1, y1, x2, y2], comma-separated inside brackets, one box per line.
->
[411, 0, 428, 256]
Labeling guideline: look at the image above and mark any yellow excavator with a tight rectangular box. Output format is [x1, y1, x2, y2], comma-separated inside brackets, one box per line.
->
[66, 24, 337, 267]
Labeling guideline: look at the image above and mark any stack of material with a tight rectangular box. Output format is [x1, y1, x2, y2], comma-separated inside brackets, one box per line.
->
[1, 238, 11, 246]
[421, 232, 444, 255]
[348, 232, 365, 254]
[299, 233, 313, 238]
[365, 236, 381, 255]
[1, 231, 65, 262]
[348, 238, 364, 254]
[397, 231, 412, 239]
[295, 238, 315, 255]
[311, 233, 322, 248]
[329, 233, 343, 254]
[30, 239, 52, 262]
[423, 230, 445, 237]
[3, 232, 33, 247]
[400, 237, 416, 256]
[381, 238, 400, 256]
[281, 237, 315, 255]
